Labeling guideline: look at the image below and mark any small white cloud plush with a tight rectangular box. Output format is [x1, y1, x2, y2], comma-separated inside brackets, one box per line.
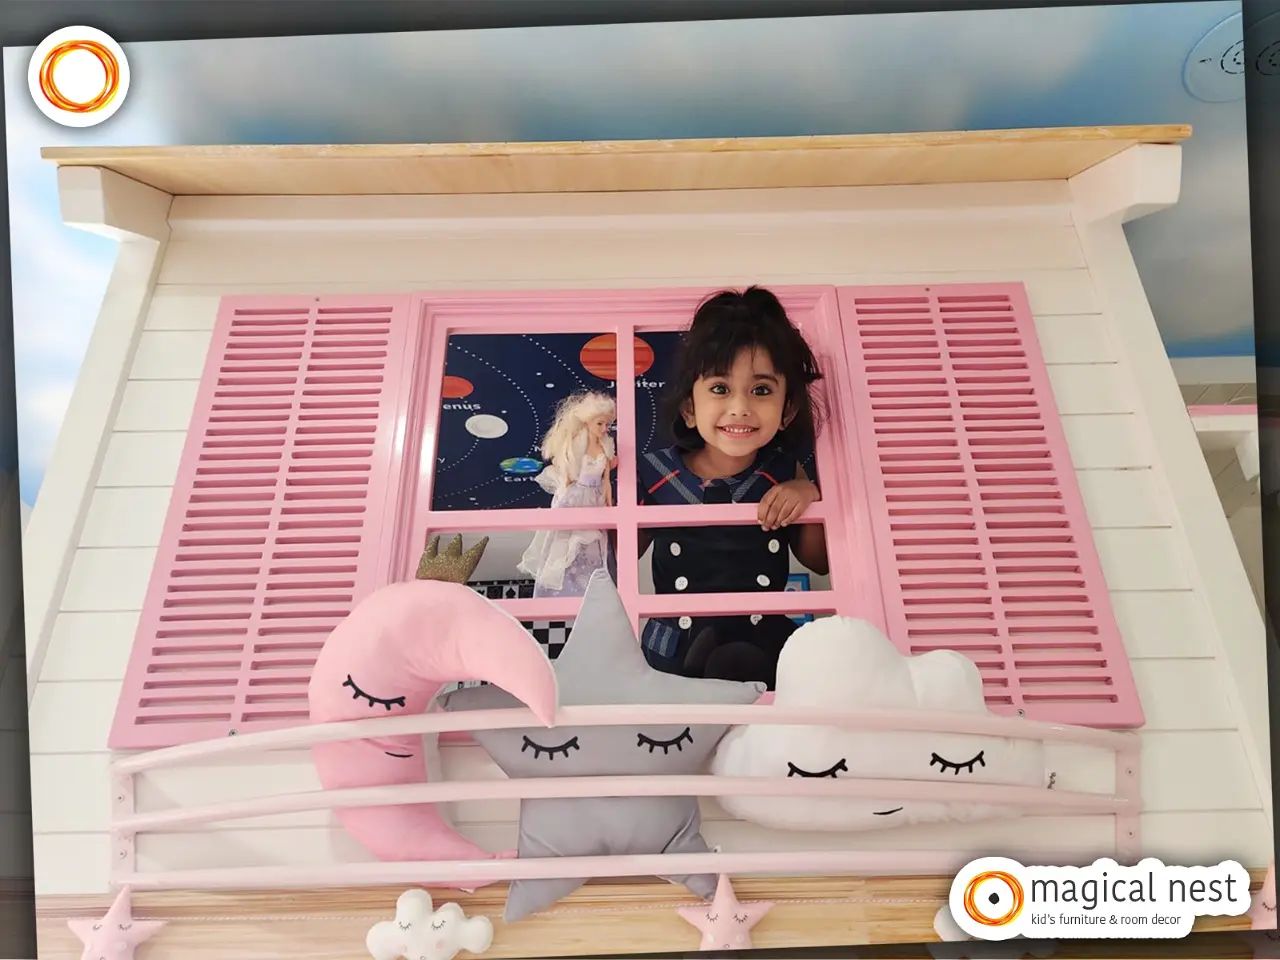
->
[366, 889, 494, 960]
[710, 617, 1049, 831]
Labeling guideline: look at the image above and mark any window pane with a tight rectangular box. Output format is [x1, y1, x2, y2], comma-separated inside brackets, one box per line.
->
[431, 332, 620, 511]
[639, 521, 829, 596]
[421, 526, 616, 600]
[634, 332, 820, 507]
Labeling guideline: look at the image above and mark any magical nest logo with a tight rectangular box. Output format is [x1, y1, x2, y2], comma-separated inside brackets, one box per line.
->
[949, 856, 1252, 941]
[28, 26, 130, 127]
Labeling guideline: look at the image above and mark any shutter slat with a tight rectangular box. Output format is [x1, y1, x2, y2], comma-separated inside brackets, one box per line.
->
[109, 295, 413, 749]
[838, 283, 1144, 728]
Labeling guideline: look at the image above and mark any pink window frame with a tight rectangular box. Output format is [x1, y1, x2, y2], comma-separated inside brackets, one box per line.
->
[373, 285, 886, 636]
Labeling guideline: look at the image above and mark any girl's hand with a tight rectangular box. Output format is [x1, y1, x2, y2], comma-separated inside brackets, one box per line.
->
[609, 456, 619, 471]
[604, 480, 614, 507]
[758, 479, 818, 531]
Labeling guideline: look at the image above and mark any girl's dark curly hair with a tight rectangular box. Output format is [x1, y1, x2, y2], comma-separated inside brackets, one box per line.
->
[661, 286, 825, 453]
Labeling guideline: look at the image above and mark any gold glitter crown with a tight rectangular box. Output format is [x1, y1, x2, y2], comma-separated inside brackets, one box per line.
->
[415, 534, 489, 584]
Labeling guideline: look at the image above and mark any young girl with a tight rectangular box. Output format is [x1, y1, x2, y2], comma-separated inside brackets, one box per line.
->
[638, 287, 829, 689]
[519, 391, 617, 597]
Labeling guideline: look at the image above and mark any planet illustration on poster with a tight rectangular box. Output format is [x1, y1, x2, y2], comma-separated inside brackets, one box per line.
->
[466, 414, 509, 439]
[442, 375, 474, 399]
[579, 333, 655, 381]
[500, 457, 543, 476]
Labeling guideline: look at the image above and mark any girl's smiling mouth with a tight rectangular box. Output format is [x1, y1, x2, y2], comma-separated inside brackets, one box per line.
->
[718, 424, 758, 437]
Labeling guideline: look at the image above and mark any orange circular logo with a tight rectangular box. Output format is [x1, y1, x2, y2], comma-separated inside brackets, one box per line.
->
[28, 27, 130, 127]
[38, 39, 121, 113]
[962, 870, 1025, 927]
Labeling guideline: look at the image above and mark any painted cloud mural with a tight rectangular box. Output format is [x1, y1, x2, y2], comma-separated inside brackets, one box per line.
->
[710, 616, 1050, 832]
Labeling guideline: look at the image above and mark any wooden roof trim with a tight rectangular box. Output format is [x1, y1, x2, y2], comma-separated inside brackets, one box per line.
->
[40, 124, 1192, 196]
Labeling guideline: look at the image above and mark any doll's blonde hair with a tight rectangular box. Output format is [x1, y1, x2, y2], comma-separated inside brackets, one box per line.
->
[539, 391, 616, 490]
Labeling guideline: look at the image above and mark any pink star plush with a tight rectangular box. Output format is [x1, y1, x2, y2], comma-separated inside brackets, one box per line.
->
[67, 887, 166, 960]
[677, 875, 773, 951]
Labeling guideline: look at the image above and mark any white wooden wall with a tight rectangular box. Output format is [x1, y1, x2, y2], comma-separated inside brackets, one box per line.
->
[24, 179, 1272, 895]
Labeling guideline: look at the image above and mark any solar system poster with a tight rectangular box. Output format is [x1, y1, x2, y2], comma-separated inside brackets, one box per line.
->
[432, 331, 671, 511]
[431, 330, 818, 512]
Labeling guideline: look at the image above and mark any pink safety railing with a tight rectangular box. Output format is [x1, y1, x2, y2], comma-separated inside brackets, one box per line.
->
[107, 702, 1142, 892]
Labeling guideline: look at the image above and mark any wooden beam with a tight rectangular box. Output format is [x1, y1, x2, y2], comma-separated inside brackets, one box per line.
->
[40, 125, 1192, 197]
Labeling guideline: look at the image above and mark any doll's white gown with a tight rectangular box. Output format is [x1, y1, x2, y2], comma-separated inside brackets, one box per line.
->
[519, 453, 611, 597]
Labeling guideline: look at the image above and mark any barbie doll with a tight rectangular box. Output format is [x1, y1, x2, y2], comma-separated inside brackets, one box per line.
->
[519, 391, 617, 597]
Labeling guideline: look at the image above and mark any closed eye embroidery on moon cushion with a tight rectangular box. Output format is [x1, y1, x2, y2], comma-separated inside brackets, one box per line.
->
[342, 675, 407, 710]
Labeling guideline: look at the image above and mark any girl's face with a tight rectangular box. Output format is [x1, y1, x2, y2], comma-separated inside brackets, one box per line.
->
[586, 412, 613, 441]
[683, 346, 788, 461]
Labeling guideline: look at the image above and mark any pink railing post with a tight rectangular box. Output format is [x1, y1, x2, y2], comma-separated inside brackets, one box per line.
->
[110, 769, 136, 885]
[1114, 739, 1142, 862]
[613, 324, 641, 635]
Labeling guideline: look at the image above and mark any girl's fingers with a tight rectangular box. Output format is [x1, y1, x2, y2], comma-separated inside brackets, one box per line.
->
[758, 489, 778, 525]
[775, 498, 799, 528]
[766, 495, 789, 530]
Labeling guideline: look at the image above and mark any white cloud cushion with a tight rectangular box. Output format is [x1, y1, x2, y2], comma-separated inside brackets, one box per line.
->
[710, 616, 1049, 831]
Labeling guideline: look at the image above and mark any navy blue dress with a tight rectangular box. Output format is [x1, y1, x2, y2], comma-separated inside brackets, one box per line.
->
[638, 444, 802, 686]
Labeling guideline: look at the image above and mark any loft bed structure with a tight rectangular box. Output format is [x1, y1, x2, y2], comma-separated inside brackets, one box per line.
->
[19, 125, 1273, 958]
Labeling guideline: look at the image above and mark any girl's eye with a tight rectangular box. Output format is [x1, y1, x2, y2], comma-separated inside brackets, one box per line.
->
[930, 750, 986, 775]
[342, 675, 407, 711]
[521, 735, 581, 760]
[707, 382, 729, 395]
[636, 727, 693, 754]
[751, 384, 773, 397]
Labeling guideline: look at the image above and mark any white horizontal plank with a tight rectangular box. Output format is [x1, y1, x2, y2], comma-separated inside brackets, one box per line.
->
[1129, 660, 1235, 731]
[1048, 365, 1131, 416]
[115, 380, 198, 432]
[1095, 529, 1191, 591]
[0, 814, 33, 880]
[1077, 469, 1170, 529]
[27, 681, 117, 755]
[28, 754, 111, 833]
[129, 332, 211, 381]
[1061, 414, 1147, 469]
[1033, 314, 1116, 365]
[1140, 731, 1262, 811]
[145, 288, 224, 331]
[38, 612, 139, 683]
[97, 433, 186, 488]
[158, 224, 1087, 286]
[146, 270, 1099, 334]
[78, 489, 171, 549]
[0, 732, 30, 813]
[60, 548, 156, 613]
[32, 833, 108, 894]
[168, 184, 1076, 232]
[1109, 591, 1212, 659]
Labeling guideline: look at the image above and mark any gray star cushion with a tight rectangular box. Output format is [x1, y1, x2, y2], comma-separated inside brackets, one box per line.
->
[442, 568, 765, 922]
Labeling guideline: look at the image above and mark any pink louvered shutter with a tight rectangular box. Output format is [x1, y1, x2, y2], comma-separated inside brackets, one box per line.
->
[836, 283, 1143, 728]
[109, 294, 414, 749]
